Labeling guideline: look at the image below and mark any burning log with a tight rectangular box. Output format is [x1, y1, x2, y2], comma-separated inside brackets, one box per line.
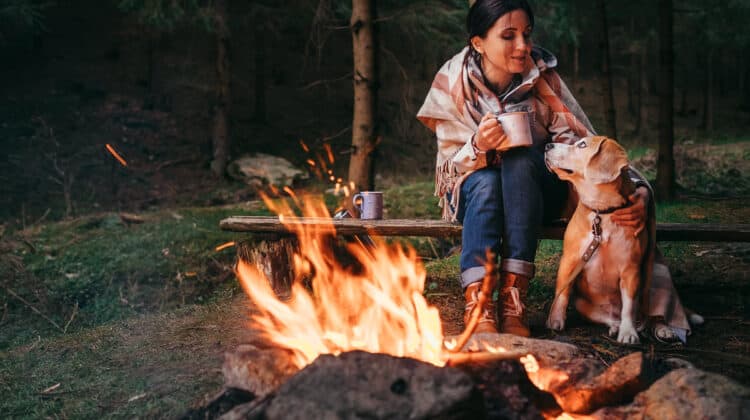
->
[531, 352, 652, 414]
[449, 333, 652, 414]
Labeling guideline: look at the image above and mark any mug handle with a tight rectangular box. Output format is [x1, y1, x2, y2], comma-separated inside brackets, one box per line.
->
[352, 193, 363, 213]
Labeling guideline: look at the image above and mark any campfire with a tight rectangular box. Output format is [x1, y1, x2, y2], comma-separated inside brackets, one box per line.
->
[235, 193, 515, 369]
[204, 194, 741, 419]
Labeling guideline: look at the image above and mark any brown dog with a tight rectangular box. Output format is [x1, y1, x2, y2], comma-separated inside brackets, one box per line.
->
[544, 136, 695, 344]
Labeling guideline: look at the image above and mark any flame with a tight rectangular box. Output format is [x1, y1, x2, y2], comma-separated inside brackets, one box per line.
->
[236, 194, 445, 368]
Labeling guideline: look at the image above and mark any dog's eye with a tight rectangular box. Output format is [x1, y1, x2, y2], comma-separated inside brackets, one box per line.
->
[577, 141, 587, 148]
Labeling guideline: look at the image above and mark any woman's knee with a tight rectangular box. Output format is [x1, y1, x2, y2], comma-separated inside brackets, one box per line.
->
[501, 147, 544, 175]
[463, 168, 503, 202]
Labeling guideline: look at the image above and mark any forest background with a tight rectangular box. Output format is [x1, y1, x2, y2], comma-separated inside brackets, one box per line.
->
[1, 0, 749, 221]
[0, 0, 749, 417]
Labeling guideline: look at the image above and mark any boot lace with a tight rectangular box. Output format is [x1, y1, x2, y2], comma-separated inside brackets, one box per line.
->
[465, 289, 495, 323]
[502, 287, 524, 317]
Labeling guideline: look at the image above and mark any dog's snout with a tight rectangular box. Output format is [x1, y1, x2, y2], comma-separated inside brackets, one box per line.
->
[545, 143, 555, 151]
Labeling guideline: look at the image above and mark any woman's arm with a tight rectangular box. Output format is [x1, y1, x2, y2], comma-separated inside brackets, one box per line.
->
[436, 119, 489, 173]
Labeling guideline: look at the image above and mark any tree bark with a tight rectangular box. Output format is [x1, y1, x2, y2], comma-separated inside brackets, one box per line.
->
[627, 17, 637, 117]
[702, 51, 714, 133]
[348, 0, 377, 192]
[598, 0, 617, 139]
[573, 44, 579, 91]
[210, 0, 231, 177]
[253, 9, 267, 122]
[632, 52, 643, 135]
[655, 0, 675, 200]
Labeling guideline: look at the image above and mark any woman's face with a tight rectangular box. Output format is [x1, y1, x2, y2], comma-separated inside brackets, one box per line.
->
[471, 9, 533, 82]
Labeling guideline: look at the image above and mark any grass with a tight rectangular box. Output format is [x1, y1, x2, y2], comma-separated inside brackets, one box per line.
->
[0, 298, 252, 418]
[1, 139, 748, 416]
[1, 206, 273, 350]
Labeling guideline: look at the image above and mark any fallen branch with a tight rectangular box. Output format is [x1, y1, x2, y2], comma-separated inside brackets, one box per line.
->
[3, 286, 63, 332]
[444, 249, 498, 353]
[302, 72, 352, 90]
[63, 301, 79, 333]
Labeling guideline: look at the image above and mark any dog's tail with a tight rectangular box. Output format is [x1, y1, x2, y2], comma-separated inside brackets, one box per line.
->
[686, 308, 705, 326]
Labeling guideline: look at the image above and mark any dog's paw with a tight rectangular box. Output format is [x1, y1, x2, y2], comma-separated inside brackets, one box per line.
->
[608, 324, 619, 337]
[546, 317, 566, 331]
[617, 326, 640, 344]
[688, 312, 705, 326]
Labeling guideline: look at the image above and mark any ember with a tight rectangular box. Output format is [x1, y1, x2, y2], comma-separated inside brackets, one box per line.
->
[105, 143, 128, 166]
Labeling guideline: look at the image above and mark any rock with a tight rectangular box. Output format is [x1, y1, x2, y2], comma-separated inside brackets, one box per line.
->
[592, 368, 750, 419]
[222, 344, 300, 397]
[458, 358, 550, 419]
[227, 153, 308, 188]
[262, 351, 484, 420]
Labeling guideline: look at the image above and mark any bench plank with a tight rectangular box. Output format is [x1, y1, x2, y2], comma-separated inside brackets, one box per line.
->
[220, 216, 750, 242]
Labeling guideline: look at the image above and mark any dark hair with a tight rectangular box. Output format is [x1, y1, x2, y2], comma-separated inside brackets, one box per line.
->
[467, 0, 535, 42]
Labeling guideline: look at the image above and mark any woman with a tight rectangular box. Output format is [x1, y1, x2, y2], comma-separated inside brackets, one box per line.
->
[417, 0, 651, 336]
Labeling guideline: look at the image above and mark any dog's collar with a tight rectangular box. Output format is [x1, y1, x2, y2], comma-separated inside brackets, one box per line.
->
[581, 198, 630, 215]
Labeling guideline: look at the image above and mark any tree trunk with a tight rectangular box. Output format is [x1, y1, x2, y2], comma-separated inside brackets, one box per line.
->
[702, 51, 714, 133]
[348, 0, 377, 192]
[632, 52, 643, 135]
[210, 0, 231, 177]
[627, 48, 637, 117]
[253, 10, 267, 122]
[573, 44, 579, 91]
[655, 0, 675, 200]
[737, 57, 747, 97]
[681, 88, 690, 115]
[598, 0, 617, 139]
[627, 16, 637, 117]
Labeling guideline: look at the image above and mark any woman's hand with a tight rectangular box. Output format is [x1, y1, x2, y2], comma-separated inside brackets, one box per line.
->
[611, 186, 649, 236]
[473, 113, 506, 151]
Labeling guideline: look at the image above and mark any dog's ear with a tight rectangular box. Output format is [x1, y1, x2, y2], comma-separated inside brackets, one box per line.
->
[584, 137, 629, 184]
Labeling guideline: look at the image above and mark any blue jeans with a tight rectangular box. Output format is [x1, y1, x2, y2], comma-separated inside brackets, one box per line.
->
[456, 147, 567, 288]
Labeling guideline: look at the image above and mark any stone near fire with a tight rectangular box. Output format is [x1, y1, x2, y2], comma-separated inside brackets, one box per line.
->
[457, 358, 550, 419]
[592, 367, 750, 419]
[262, 351, 484, 419]
[222, 344, 300, 397]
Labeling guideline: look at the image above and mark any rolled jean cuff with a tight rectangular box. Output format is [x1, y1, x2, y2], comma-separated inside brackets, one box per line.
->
[460, 266, 486, 289]
[501, 258, 535, 278]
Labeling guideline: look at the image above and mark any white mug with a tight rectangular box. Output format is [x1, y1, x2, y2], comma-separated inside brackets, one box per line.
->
[352, 191, 384, 220]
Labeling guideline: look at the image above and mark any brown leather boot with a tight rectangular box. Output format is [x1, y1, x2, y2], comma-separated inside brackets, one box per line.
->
[498, 272, 530, 337]
[464, 282, 498, 334]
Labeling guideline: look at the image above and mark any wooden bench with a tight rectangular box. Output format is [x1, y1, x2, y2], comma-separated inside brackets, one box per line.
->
[220, 216, 750, 296]
[220, 216, 750, 242]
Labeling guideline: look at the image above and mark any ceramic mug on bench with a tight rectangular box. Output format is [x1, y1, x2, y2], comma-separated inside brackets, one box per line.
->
[352, 191, 384, 220]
